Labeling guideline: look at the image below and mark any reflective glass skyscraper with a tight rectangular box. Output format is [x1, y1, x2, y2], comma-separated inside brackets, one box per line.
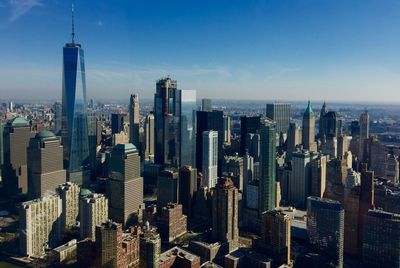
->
[180, 90, 196, 167]
[61, 6, 90, 185]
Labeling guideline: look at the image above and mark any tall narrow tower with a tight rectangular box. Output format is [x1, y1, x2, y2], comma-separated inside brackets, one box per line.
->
[302, 101, 317, 152]
[359, 110, 369, 161]
[129, 94, 140, 149]
[61, 4, 90, 185]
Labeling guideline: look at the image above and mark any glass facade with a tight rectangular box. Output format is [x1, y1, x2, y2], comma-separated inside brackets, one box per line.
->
[180, 90, 196, 167]
[62, 43, 90, 185]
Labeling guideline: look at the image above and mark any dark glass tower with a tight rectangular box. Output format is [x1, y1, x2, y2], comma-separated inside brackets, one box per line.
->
[61, 5, 90, 185]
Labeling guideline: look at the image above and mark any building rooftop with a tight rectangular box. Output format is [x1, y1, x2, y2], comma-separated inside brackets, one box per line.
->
[114, 143, 137, 152]
[304, 100, 314, 116]
[159, 246, 199, 263]
[35, 130, 56, 139]
[7, 116, 29, 127]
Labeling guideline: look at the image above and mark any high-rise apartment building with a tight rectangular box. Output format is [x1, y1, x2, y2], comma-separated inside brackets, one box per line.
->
[95, 221, 125, 268]
[80, 193, 109, 240]
[61, 13, 90, 185]
[57, 182, 80, 229]
[27, 130, 66, 199]
[212, 177, 239, 253]
[129, 94, 140, 149]
[202, 131, 218, 188]
[140, 225, 161, 268]
[266, 103, 291, 135]
[261, 210, 291, 266]
[107, 143, 143, 227]
[307, 197, 344, 268]
[19, 194, 62, 256]
[362, 210, 400, 268]
[302, 101, 317, 152]
[158, 203, 187, 242]
[2, 116, 31, 196]
[259, 120, 276, 214]
[179, 166, 197, 217]
[154, 77, 181, 168]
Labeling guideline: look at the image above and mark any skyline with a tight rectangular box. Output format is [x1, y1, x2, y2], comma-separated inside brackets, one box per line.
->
[1, 1, 400, 102]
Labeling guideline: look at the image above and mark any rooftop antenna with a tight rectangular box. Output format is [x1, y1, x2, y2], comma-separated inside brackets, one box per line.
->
[71, 2, 75, 44]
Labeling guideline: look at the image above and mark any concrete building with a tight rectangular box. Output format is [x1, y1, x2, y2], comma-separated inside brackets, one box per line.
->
[19, 194, 62, 256]
[223, 115, 231, 145]
[310, 154, 327, 198]
[107, 143, 143, 227]
[289, 150, 313, 209]
[129, 94, 140, 149]
[80, 193, 109, 240]
[225, 248, 271, 268]
[140, 225, 161, 268]
[202, 98, 212, 112]
[2, 116, 31, 196]
[158, 203, 187, 242]
[240, 116, 261, 157]
[52, 239, 77, 264]
[27, 130, 66, 199]
[202, 131, 218, 188]
[157, 170, 179, 208]
[222, 154, 244, 191]
[302, 101, 317, 152]
[362, 209, 400, 268]
[179, 166, 197, 217]
[359, 110, 369, 161]
[286, 122, 301, 162]
[57, 182, 80, 229]
[212, 177, 239, 253]
[159, 246, 201, 268]
[307, 197, 344, 268]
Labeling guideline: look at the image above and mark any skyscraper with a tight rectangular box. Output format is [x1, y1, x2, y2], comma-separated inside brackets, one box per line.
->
[310, 154, 327, 198]
[94, 221, 125, 268]
[157, 170, 179, 208]
[27, 130, 66, 199]
[302, 101, 317, 152]
[359, 110, 369, 161]
[266, 103, 291, 135]
[286, 122, 301, 162]
[111, 113, 125, 134]
[140, 225, 161, 268]
[212, 177, 239, 253]
[180, 90, 197, 167]
[80, 193, 109, 240]
[201, 98, 212, 112]
[2, 117, 31, 196]
[202, 131, 218, 188]
[307, 197, 344, 268]
[240, 116, 261, 156]
[61, 6, 90, 185]
[57, 182, 80, 229]
[154, 77, 181, 168]
[87, 111, 98, 179]
[107, 143, 143, 227]
[259, 120, 276, 214]
[144, 113, 155, 160]
[196, 110, 224, 174]
[129, 94, 140, 149]
[223, 115, 231, 145]
[179, 166, 197, 217]
[53, 102, 62, 134]
[318, 101, 327, 138]
[289, 150, 312, 209]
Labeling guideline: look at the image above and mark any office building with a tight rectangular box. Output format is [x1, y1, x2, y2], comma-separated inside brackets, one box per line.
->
[307, 197, 344, 268]
[286, 122, 301, 162]
[243, 151, 254, 194]
[129, 94, 140, 148]
[179, 166, 197, 217]
[223, 115, 231, 145]
[157, 170, 179, 208]
[80, 193, 109, 240]
[289, 150, 313, 209]
[0, 120, 3, 182]
[111, 113, 125, 134]
[2, 116, 31, 196]
[27, 130, 66, 199]
[240, 116, 261, 156]
[310, 154, 327, 198]
[222, 155, 244, 190]
[202, 131, 218, 188]
[107, 143, 143, 227]
[87, 111, 98, 179]
[19, 194, 62, 256]
[154, 77, 181, 168]
[201, 98, 212, 112]
[196, 110, 224, 175]
[212, 177, 239, 253]
[61, 14, 90, 185]
[302, 101, 317, 152]
[144, 113, 155, 160]
[266, 103, 291, 135]
[362, 210, 400, 268]
[320, 110, 341, 139]
[157, 203, 187, 242]
[181, 90, 197, 167]
[140, 225, 161, 268]
[259, 120, 276, 214]
[53, 102, 62, 134]
[359, 110, 369, 160]
[261, 210, 291, 266]
[57, 182, 80, 229]
[319, 101, 327, 138]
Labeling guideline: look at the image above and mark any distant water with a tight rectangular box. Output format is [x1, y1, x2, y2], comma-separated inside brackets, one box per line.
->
[0, 261, 24, 268]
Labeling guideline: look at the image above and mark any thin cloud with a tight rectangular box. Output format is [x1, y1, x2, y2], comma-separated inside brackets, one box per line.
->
[8, 0, 43, 22]
[97, 20, 103, 27]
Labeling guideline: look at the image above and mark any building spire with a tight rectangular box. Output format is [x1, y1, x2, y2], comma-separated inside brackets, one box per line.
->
[71, 3, 75, 44]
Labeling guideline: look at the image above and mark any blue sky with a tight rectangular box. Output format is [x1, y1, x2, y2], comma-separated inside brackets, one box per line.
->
[0, 0, 400, 102]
